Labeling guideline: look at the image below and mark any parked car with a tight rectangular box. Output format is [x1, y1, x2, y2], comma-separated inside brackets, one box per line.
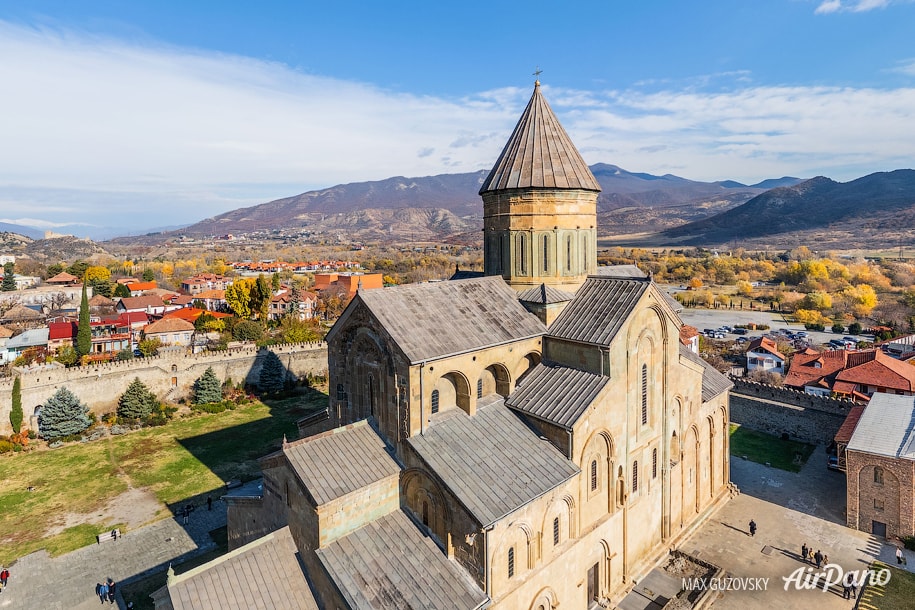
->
[733, 328, 748, 335]
[827, 455, 840, 471]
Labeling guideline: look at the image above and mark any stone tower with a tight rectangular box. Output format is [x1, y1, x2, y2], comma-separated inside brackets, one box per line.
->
[480, 80, 601, 293]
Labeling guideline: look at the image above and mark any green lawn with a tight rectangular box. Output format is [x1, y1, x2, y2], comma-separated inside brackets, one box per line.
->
[728, 423, 816, 472]
[0, 389, 327, 565]
[863, 562, 915, 610]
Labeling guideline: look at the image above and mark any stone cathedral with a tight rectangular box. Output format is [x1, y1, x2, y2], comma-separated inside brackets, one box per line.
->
[154, 82, 732, 610]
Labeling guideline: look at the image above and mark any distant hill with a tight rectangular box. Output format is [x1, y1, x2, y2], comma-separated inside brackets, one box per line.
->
[0, 223, 42, 240]
[662, 169, 915, 247]
[125, 165, 799, 243]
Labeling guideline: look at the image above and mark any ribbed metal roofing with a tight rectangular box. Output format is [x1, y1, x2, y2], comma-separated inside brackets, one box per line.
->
[516, 283, 577, 305]
[679, 345, 733, 402]
[548, 277, 650, 345]
[506, 362, 609, 430]
[479, 82, 601, 194]
[847, 393, 915, 459]
[408, 398, 579, 527]
[317, 510, 489, 609]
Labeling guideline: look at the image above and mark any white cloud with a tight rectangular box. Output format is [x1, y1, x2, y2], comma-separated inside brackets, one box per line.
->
[2, 20, 915, 236]
[815, 0, 894, 14]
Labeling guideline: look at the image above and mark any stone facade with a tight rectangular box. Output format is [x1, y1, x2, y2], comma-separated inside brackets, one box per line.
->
[846, 450, 915, 539]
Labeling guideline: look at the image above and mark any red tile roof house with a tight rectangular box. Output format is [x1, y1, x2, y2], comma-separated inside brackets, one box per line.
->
[126, 280, 157, 296]
[746, 336, 786, 374]
[785, 348, 915, 402]
[45, 272, 81, 286]
[268, 289, 318, 321]
[143, 318, 195, 347]
[47, 319, 131, 359]
[116, 295, 167, 316]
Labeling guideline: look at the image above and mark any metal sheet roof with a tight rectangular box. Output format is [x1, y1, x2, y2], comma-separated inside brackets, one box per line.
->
[548, 277, 650, 346]
[352, 276, 546, 363]
[516, 283, 577, 305]
[408, 398, 578, 527]
[168, 526, 320, 610]
[847, 393, 915, 459]
[317, 510, 488, 610]
[479, 82, 600, 194]
[506, 362, 609, 430]
[680, 346, 733, 402]
[283, 420, 401, 505]
[593, 265, 647, 278]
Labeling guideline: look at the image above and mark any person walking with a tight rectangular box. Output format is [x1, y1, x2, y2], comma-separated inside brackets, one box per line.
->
[107, 579, 116, 604]
[801, 543, 808, 563]
[897, 547, 905, 564]
[850, 580, 858, 598]
[749, 519, 757, 537]
[207, 495, 213, 511]
[814, 549, 823, 569]
[0, 567, 8, 592]
[182, 505, 190, 525]
[98, 581, 109, 605]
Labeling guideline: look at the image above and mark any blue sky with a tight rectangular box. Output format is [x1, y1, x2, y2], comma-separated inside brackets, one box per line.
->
[1, 0, 915, 237]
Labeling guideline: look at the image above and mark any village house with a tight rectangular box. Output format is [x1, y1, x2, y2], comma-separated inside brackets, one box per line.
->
[784, 348, 915, 401]
[0, 304, 45, 330]
[0, 325, 13, 363]
[126, 280, 158, 296]
[313, 272, 383, 298]
[142, 317, 195, 348]
[267, 288, 317, 321]
[44, 271, 82, 286]
[4, 327, 49, 362]
[180, 273, 232, 295]
[47, 319, 131, 359]
[116, 295, 167, 316]
[746, 336, 786, 374]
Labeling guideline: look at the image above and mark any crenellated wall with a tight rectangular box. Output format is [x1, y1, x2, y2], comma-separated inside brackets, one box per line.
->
[0, 343, 329, 434]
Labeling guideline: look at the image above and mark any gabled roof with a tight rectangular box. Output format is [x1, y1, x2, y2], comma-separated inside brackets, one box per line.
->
[316, 510, 488, 610]
[408, 398, 578, 527]
[48, 321, 77, 340]
[847, 393, 915, 459]
[282, 420, 401, 506]
[127, 281, 157, 291]
[6, 327, 49, 349]
[170, 295, 195, 306]
[0, 325, 13, 338]
[506, 362, 608, 430]
[679, 325, 700, 346]
[114, 311, 149, 326]
[747, 336, 786, 361]
[1, 304, 42, 320]
[785, 348, 915, 394]
[516, 283, 576, 305]
[118, 295, 166, 310]
[835, 405, 866, 444]
[46, 272, 80, 283]
[195, 289, 226, 300]
[337, 276, 546, 364]
[479, 82, 600, 194]
[144, 317, 195, 334]
[680, 346, 733, 402]
[593, 265, 647, 278]
[166, 526, 320, 610]
[88, 294, 115, 307]
[548, 276, 656, 346]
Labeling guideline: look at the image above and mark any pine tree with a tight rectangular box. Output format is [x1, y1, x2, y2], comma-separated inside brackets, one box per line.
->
[193, 367, 222, 404]
[1, 262, 16, 292]
[258, 351, 286, 394]
[113, 283, 131, 298]
[142, 268, 155, 282]
[10, 376, 23, 433]
[117, 378, 158, 419]
[39, 387, 91, 439]
[76, 283, 91, 358]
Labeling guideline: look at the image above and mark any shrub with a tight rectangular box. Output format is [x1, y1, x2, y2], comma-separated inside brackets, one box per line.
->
[118, 378, 159, 420]
[903, 536, 915, 551]
[0, 440, 13, 453]
[38, 387, 91, 440]
[116, 348, 134, 361]
[831, 323, 845, 334]
[849, 322, 863, 335]
[193, 367, 222, 404]
[805, 323, 826, 332]
[192, 402, 227, 414]
[233, 320, 264, 342]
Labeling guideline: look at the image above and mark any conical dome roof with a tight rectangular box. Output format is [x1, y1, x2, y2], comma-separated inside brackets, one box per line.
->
[479, 82, 601, 195]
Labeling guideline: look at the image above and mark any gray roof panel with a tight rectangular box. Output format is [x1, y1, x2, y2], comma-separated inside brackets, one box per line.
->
[517, 283, 577, 305]
[506, 362, 609, 430]
[284, 420, 401, 505]
[680, 346, 733, 402]
[354, 276, 546, 363]
[168, 526, 320, 610]
[593, 265, 648, 278]
[479, 83, 601, 194]
[317, 510, 488, 609]
[548, 277, 650, 346]
[847, 393, 915, 459]
[408, 399, 579, 527]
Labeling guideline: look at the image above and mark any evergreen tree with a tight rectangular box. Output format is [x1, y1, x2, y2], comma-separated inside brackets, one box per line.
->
[76, 283, 91, 358]
[67, 260, 89, 279]
[46, 263, 64, 277]
[193, 367, 222, 404]
[113, 283, 131, 298]
[38, 387, 91, 439]
[258, 351, 286, 394]
[142, 268, 155, 282]
[271, 272, 281, 291]
[1, 262, 16, 292]
[90, 279, 112, 297]
[117, 378, 158, 419]
[10, 376, 22, 433]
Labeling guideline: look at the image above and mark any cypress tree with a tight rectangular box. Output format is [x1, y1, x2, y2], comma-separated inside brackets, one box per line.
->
[1, 262, 15, 292]
[258, 351, 286, 394]
[38, 387, 91, 439]
[193, 367, 222, 404]
[10, 376, 23, 433]
[76, 283, 91, 358]
[117, 378, 158, 419]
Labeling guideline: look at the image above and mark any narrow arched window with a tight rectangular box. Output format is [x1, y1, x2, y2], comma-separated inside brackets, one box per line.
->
[430, 389, 440, 414]
[652, 448, 658, 479]
[477, 378, 483, 399]
[542, 235, 549, 272]
[874, 466, 884, 484]
[641, 364, 649, 425]
[422, 501, 429, 526]
[553, 517, 560, 545]
[581, 234, 588, 272]
[567, 236, 572, 272]
[508, 547, 515, 578]
[368, 375, 375, 416]
[590, 460, 598, 491]
[632, 461, 639, 494]
[519, 234, 527, 274]
[336, 383, 345, 400]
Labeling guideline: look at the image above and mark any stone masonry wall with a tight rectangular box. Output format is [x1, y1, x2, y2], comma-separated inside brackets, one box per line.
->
[0, 342, 329, 434]
[728, 378, 853, 445]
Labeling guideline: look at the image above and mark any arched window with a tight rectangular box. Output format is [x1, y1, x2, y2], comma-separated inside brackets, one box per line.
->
[422, 501, 429, 526]
[874, 466, 885, 485]
[652, 448, 658, 479]
[477, 378, 483, 399]
[632, 461, 639, 494]
[368, 374, 375, 416]
[336, 383, 345, 400]
[581, 234, 588, 272]
[590, 460, 598, 491]
[542, 235, 549, 272]
[519, 234, 527, 274]
[566, 235, 572, 272]
[553, 517, 560, 545]
[430, 389, 440, 414]
[508, 547, 515, 578]
[641, 364, 649, 425]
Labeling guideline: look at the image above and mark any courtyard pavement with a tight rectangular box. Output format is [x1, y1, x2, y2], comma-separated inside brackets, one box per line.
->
[0, 500, 227, 610]
[683, 446, 913, 609]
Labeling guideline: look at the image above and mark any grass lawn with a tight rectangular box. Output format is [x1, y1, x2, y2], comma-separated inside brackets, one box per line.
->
[862, 562, 915, 610]
[728, 423, 816, 472]
[0, 388, 327, 565]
